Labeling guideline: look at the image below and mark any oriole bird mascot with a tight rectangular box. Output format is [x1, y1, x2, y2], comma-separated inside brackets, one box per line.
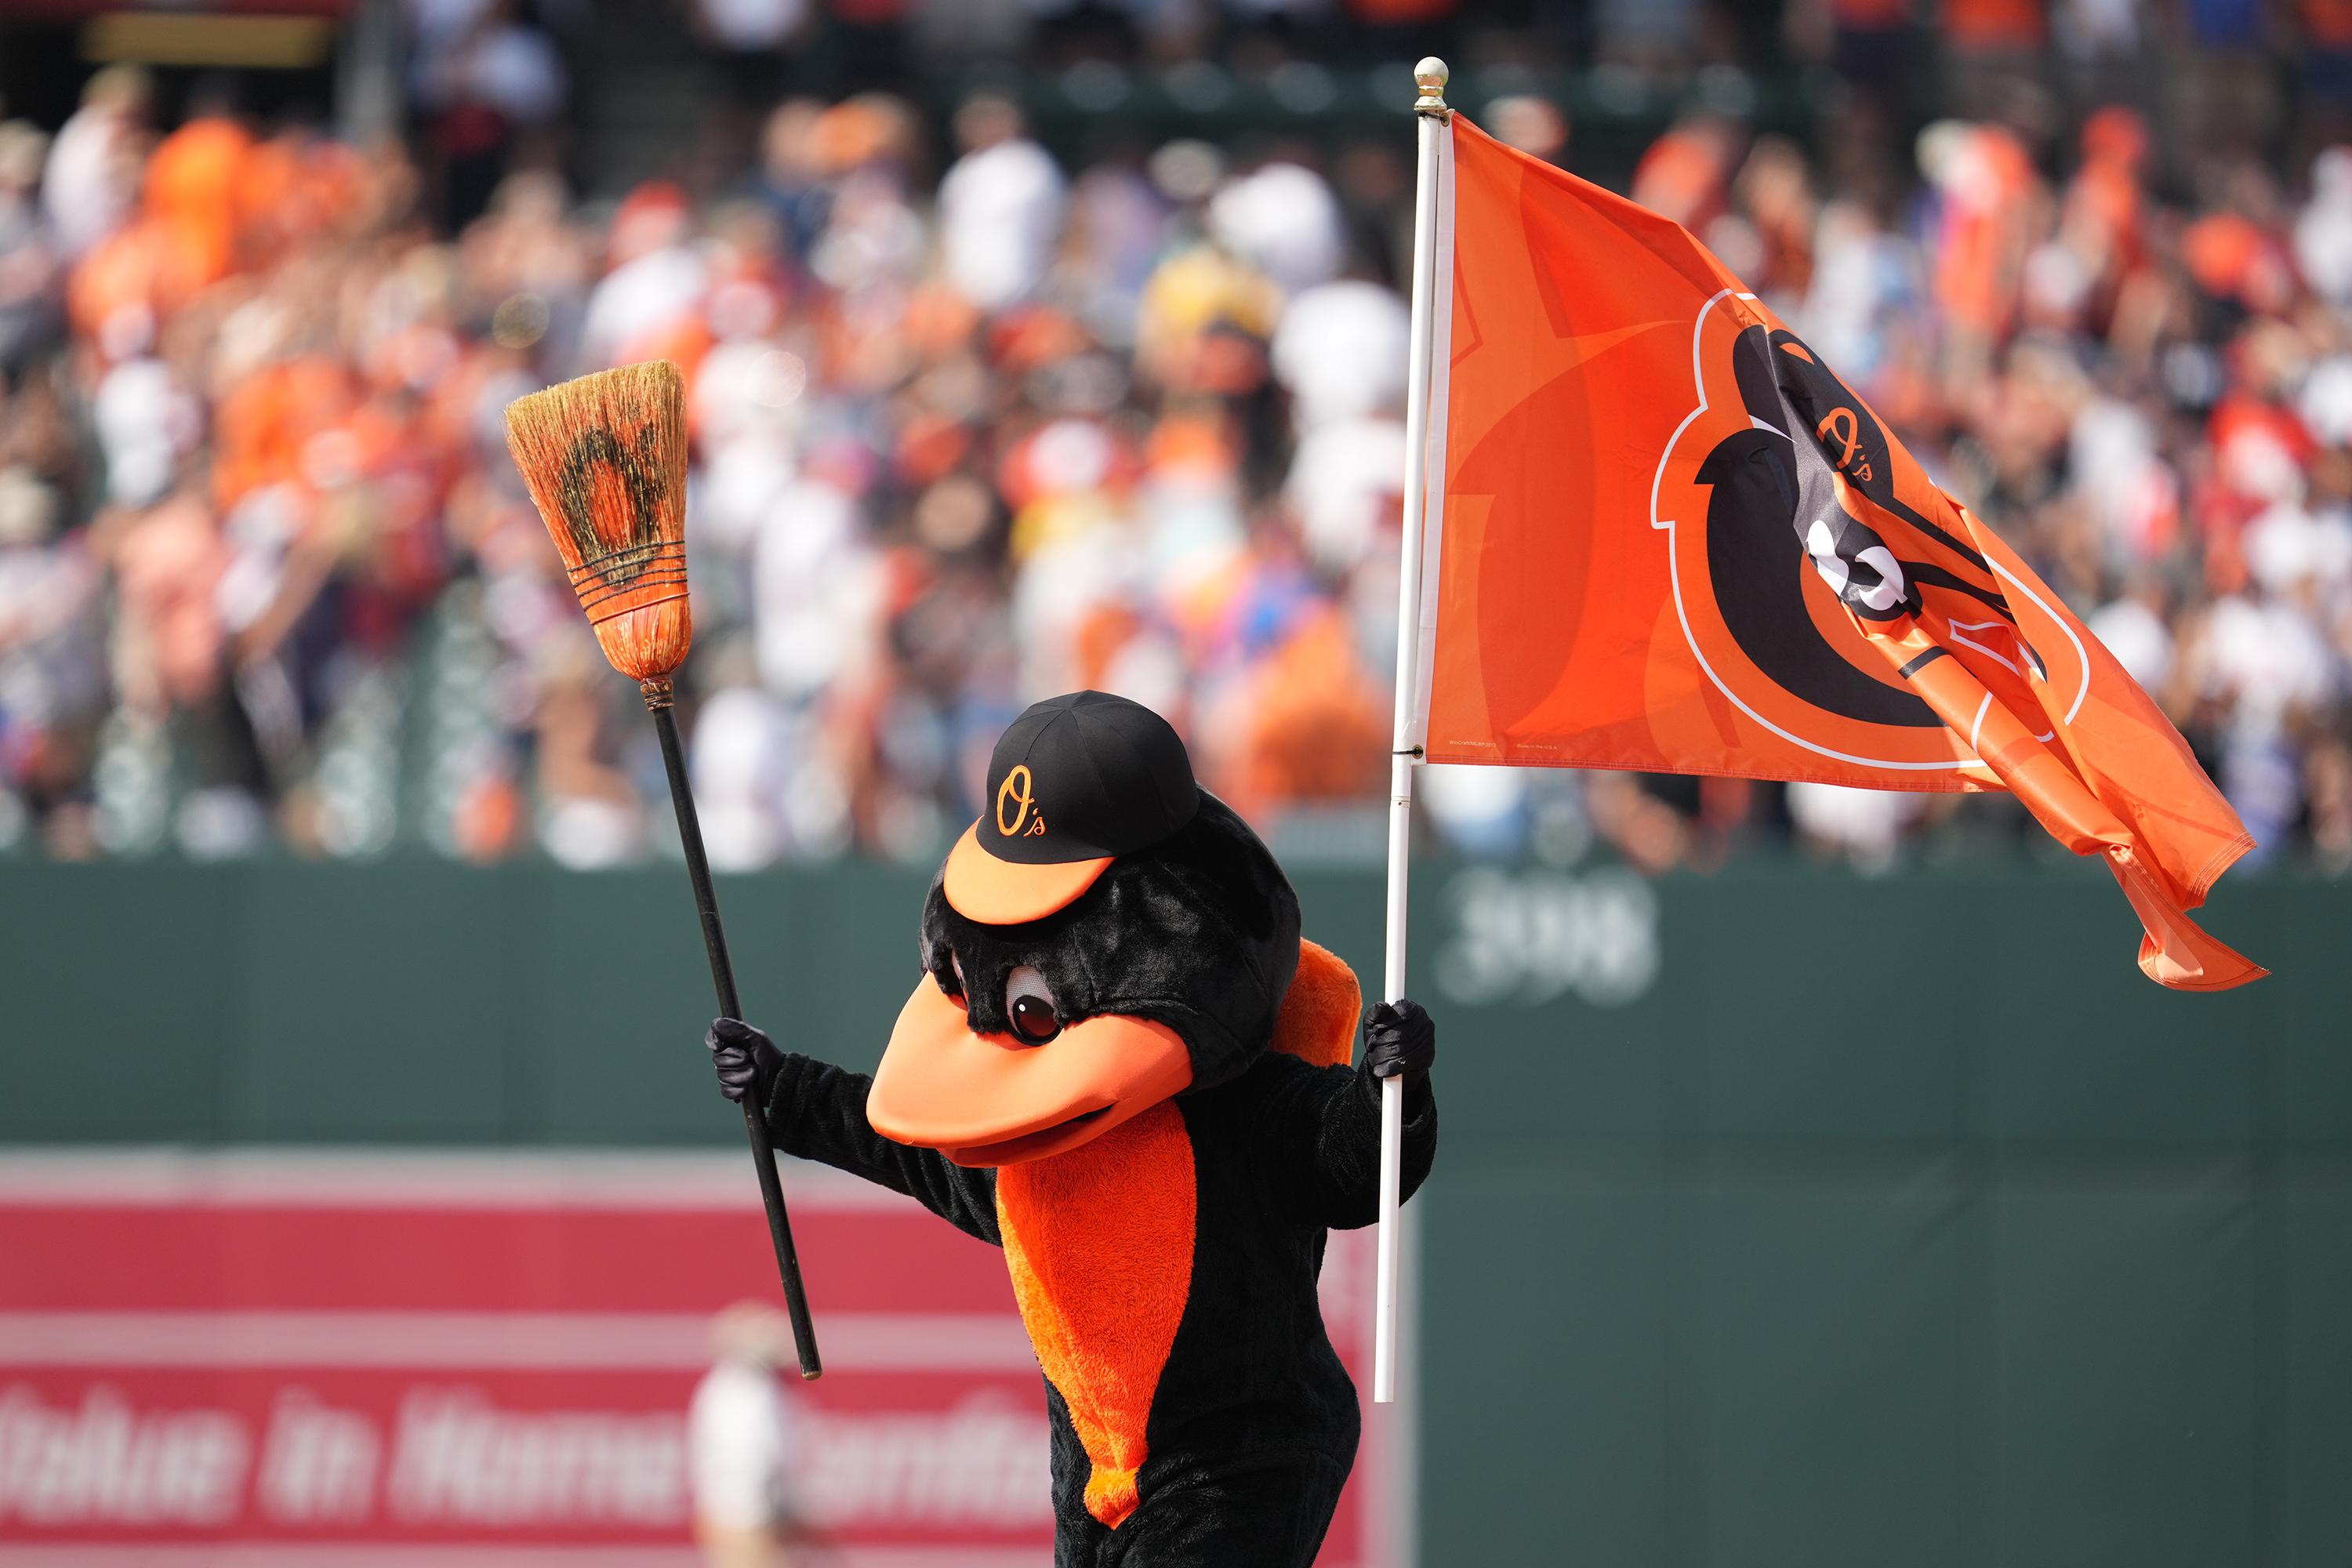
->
[708, 691, 1439, 1567]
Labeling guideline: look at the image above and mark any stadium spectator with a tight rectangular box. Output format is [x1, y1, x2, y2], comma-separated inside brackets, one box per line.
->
[689, 1301, 804, 1568]
[40, 65, 149, 261]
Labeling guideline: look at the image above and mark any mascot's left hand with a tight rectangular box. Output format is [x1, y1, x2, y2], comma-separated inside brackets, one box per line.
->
[1362, 998, 1436, 1085]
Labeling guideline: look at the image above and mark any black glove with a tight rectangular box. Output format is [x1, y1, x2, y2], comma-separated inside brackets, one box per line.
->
[1363, 998, 1436, 1083]
[708, 1017, 785, 1107]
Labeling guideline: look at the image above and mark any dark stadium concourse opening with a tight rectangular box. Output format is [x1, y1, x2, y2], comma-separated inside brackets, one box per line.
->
[0, 11, 345, 134]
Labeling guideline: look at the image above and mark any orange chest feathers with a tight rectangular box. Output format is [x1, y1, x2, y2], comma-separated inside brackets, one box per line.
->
[993, 1100, 1197, 1530]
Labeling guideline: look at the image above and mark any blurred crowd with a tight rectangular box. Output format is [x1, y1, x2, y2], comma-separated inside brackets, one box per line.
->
[2, 3, 2350, 876]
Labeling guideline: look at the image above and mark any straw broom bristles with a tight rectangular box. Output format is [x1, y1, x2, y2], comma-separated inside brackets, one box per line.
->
[506, 361, 692, 688]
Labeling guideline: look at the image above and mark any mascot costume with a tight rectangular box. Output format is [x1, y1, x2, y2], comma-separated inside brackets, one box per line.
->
[708, 690, 1439, 1567]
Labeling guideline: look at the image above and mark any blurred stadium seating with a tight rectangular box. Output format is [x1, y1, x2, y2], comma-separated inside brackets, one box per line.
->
[2, 2, 2349, 875]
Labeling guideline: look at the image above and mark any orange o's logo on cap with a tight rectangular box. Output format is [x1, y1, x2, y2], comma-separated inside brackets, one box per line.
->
[996, 765, 1036, 837]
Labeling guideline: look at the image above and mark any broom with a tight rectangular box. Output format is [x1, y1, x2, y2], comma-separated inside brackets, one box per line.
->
[506, 361, 821, 1380]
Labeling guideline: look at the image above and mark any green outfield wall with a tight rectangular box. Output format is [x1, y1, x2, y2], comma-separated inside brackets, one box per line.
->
[3, 855, 2347, 1566]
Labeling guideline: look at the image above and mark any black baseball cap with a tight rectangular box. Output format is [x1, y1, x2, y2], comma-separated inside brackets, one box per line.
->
[942, 691, 1202, 925]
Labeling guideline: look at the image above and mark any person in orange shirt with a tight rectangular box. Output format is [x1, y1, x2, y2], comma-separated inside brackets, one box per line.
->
[142, 99, 255, 296]
[210, 356, 357, 516]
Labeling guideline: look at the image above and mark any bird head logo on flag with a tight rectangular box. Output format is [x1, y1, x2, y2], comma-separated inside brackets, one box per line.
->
[1651, 293, 2089, 777]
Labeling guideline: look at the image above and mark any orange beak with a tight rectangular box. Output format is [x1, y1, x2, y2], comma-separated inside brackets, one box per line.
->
[866, 977, 1194, 1167]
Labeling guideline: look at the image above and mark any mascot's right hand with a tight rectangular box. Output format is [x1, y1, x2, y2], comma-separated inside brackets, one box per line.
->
[708, 1017, 784, 1106]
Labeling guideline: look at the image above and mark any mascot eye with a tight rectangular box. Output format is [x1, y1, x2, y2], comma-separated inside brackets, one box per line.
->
[1004, 965, 1062, 1044]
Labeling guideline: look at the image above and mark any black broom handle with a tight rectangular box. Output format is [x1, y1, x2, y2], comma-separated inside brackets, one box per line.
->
[648, 691, 822, 1381]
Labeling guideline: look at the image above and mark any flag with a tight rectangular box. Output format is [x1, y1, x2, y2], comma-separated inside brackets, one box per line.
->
[1406, 114, 2263, 990]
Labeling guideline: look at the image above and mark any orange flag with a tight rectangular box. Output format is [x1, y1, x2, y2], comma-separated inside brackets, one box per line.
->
[1410, 115, 2263, 989]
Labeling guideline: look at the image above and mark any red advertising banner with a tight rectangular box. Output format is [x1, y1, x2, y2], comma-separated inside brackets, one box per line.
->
[0, 1152, 1411, 1566]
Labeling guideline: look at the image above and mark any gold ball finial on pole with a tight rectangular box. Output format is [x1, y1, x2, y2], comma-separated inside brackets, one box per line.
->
[1414, 56, 1450, 118]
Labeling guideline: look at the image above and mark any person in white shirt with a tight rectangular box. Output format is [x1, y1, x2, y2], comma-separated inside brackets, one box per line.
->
[689, 1302, 800, 1568]
[936, 95, 1066, 313]
[42, 65, 148, 258]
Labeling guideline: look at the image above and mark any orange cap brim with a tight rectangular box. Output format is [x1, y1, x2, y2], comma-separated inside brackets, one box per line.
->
[941, 820, 1112, 925]
[866, 976, 1193, 1167]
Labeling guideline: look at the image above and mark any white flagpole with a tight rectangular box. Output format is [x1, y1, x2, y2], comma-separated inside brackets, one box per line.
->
[1374, 56, 1450, 1409]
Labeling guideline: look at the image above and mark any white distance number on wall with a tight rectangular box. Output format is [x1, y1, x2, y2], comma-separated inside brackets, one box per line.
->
[1433, 867, 1661, 1008]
